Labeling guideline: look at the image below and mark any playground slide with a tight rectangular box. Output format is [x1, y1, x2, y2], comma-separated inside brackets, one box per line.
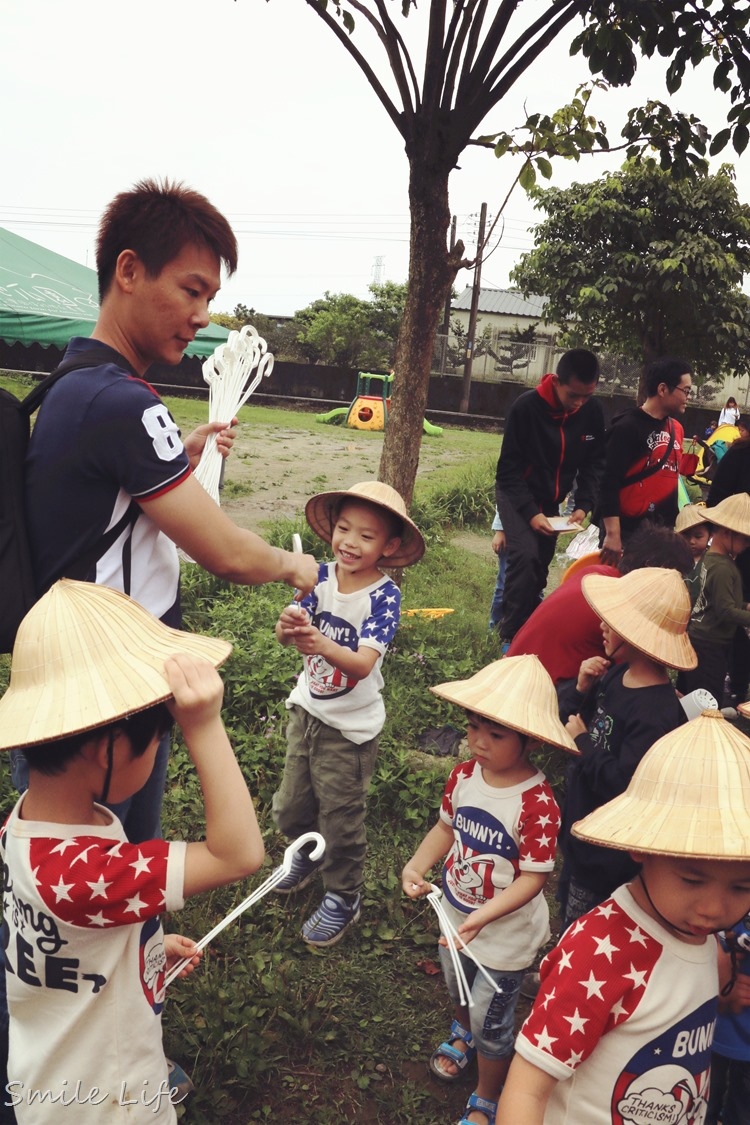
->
[315, 404, 442, 436]
[315, 407, 347, 424]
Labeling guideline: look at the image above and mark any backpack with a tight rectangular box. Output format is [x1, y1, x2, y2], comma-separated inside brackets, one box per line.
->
[0, 351, 139, 653]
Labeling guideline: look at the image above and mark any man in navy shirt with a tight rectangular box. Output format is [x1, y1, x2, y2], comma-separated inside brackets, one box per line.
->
[23, 178, 318, 841]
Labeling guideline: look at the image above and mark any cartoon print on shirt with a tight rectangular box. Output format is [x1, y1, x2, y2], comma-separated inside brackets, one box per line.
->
[140, 914, 167, 1015]
[443, 805, 519, 913]
[611, 997, 714, 1125]
[590, 709, 615, 754]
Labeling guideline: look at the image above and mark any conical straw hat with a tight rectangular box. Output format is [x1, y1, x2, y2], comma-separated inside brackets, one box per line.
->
[0, 579, 232, 750]
[699, 492, 750, 536]
[430, 654, 579, 755]
[305, 481, 425, 568]
[573, 710, 750, 858]
[581, 567, 696, 670]
[674, 504, 707, 534]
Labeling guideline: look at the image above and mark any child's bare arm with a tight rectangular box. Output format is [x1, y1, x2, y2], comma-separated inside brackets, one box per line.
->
[289, 624, 382, 679]
[497, 1055, 557, 1125]
[402, 820, 455, 898]
[454, 872, 547, 945]
[164, 654, 265, 898]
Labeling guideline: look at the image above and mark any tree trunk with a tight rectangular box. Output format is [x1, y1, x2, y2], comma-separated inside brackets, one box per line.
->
[378, 157, 463, 506]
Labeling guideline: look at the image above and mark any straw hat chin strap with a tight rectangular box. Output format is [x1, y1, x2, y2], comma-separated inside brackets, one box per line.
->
[99, 730, 115, 806]
[637, 871, 746, 963]
[637, 872, 696, 939]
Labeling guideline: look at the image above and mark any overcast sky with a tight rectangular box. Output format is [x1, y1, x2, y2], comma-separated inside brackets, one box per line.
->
[3, 0, 749, 317]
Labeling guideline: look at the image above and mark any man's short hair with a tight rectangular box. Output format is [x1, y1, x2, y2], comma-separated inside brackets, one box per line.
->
[96, 178, 238, 300]
[643, 356, 693, 397]
[618, 524, 694, 577]
[556, 349, 599, 385]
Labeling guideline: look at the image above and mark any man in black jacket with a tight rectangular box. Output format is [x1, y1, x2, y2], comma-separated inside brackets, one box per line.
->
[495, 349, 604, 643]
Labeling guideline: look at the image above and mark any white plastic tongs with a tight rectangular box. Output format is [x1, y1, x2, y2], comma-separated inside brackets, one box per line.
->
[424, 883, 500, 1008]
[165, 831, 325, 987]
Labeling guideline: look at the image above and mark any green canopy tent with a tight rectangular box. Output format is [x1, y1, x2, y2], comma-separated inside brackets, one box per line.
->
[0, 226, 230, 359]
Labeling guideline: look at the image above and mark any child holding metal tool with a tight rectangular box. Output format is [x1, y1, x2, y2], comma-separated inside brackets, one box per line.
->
[402, 656, 578, 1125]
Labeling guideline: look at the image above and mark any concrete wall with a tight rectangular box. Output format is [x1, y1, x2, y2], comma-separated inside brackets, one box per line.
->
[0, 340, 724, 435]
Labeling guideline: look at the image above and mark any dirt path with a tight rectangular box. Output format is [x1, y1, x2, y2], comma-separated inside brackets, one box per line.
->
[215, 418, 494, 529]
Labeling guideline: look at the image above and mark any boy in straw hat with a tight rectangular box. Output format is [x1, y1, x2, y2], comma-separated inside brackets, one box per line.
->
[0, 580, 265, 1123]
[497, 710, 750, 1125]
[272, 480, 424, 947]
[557, 567, 695, 929]
[677, 492, 750, 706]
[402, 656, 577, 1125]
[675, 503, 711, 566]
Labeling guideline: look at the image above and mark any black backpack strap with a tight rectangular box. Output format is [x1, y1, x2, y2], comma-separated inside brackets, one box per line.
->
[20, 348, 135, 416]
[62, 500, 141, 586]
[25, 348, 143, 589]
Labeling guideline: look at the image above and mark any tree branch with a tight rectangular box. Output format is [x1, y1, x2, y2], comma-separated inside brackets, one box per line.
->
[441, 0, 482, 112]
[456, 0, 520, 105]
[303, 0, 404, 133]
[422, 0, 449, 113]
[462, 1, 587, 136]
[370, 0, 422, 115]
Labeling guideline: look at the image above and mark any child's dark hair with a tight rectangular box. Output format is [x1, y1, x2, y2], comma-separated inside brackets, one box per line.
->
[96, 177, 238, 301]
[333, 496, 404, 541]
[23, 703, 173, 777]
[619, 524, 694, 576]
[466, 710, 530, 751]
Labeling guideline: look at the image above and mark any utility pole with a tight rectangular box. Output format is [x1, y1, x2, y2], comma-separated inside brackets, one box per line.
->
[438, 216, 457, 375]
[459, 203, 487, 414]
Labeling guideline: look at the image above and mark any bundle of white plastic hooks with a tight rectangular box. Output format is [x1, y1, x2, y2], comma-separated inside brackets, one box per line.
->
[179, 325, 274, 563]
[425, 883, 500, 1008]
[194, 324, 275, 503]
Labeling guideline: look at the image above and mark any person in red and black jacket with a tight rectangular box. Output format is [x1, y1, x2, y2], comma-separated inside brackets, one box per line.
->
[597, 356, 693, 566]
[495, 349, 604, 644]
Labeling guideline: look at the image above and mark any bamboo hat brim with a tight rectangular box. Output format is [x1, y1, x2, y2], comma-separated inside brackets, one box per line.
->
[0, 580, 232, 750]
[698, 492, 750, 536]
[430, 654, 579, 755]
[573, 711, 750, 858]
[581, 567, 696, 671]
[305, 481, 425, 568]
[674, 504, 708, 534]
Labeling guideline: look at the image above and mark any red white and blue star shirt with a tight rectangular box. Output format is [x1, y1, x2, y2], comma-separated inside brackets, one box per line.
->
[516, 885, 718, 1124]
[438, 761, 560, 970]
[1, 798, 186, 1122]
[286, 562, 401, 744]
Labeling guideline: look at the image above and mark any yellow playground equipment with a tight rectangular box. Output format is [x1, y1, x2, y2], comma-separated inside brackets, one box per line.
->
[316, 371, 443, 435]
[682, 422, 739, 491]
[347, 371, 392, 431]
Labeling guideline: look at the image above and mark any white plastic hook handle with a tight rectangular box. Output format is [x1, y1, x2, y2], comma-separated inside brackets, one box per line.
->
[164, 831, 326, 988]
[281, 830, 325, 870]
